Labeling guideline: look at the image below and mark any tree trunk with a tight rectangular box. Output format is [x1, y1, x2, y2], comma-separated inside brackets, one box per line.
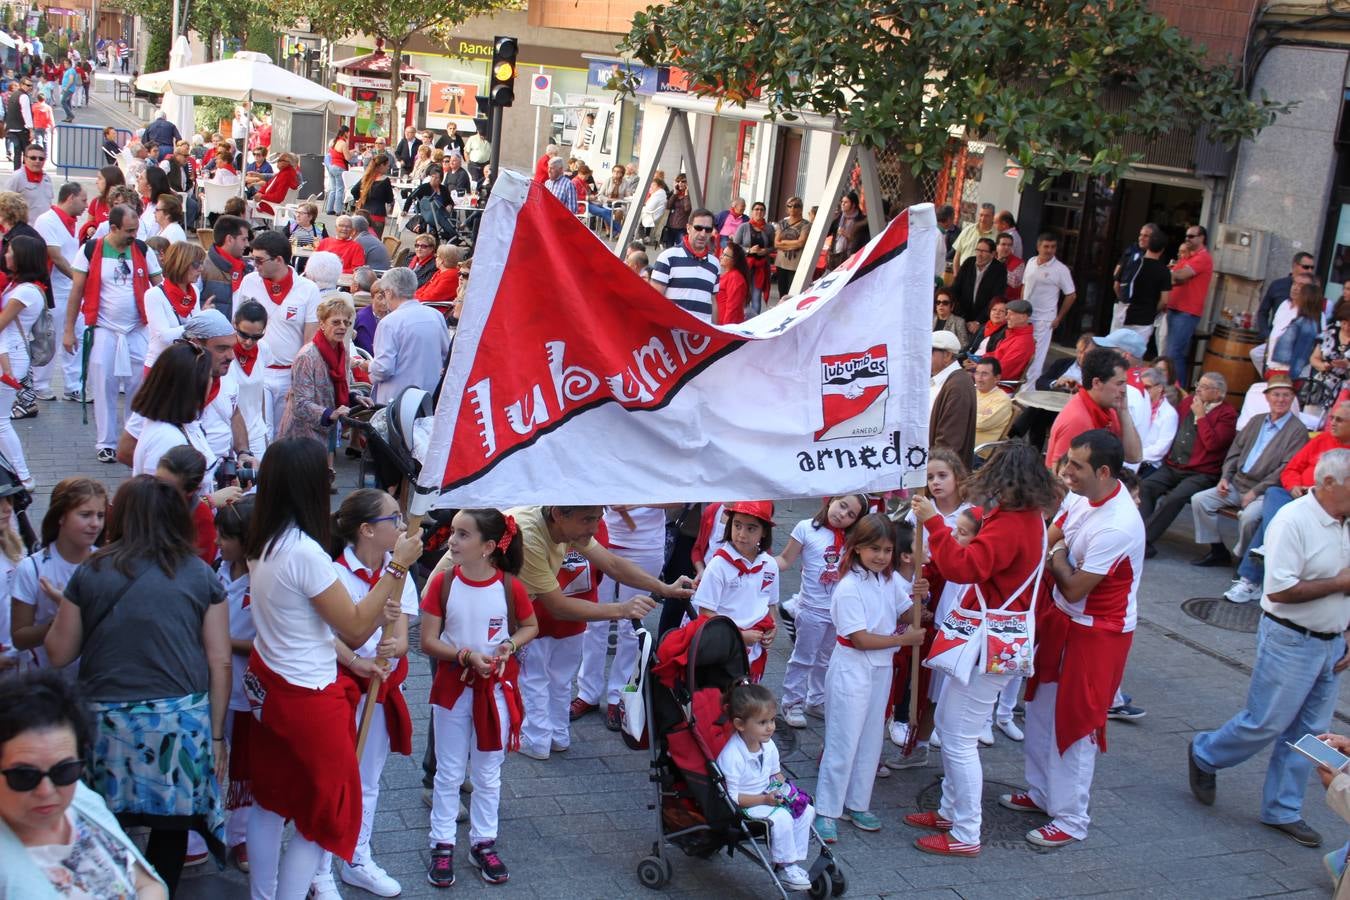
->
[387, 35, 405, 143]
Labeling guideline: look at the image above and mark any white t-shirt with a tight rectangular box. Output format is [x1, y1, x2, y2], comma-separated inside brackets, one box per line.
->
[332, 546, 418, 659]
[137, 205, 159, 240]
[131, 418, 214, 479]
[1051, 483, 1145, 633]
[143, 284, 203, 368]
[229, 346, 272, 457]
[218, 560, 254, 712]
[236, 271, 320, 366]
[249, 527, 342, 689]
[0, 553, 17, 661]
[70, 242, 161, 331]
[1261, 492, 1350, 634]
[438, 568, 524, 657]
[13, 545, 84, 672]
[831, 568, 914, 667]
[717, 732, 780, 802]
[692, 547, 780, 628]
[34, 208, 79, 303]
[1022, 256, 1076, 320]
[201, 375, 240, 461]
[788, 519, 847, 610]
[602, 506, 666, 552]
[0, 282, 43, 364]
[159, 222, 188, 244]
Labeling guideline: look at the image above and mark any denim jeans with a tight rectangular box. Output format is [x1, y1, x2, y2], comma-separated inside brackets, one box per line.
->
[1192, 615, 1345, 824]
[1236, 487, 1295, 584]
[1166, 310, 1200, 386]
[60, 89, 73, 120]
[325, 163, 346, 215]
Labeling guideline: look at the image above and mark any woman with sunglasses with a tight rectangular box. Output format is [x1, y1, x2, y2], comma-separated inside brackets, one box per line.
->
[408, 234, 438, 288]
[229, 300, 270, 460]
[278, 294, 364, 464]
[42, 474, 232, 893]
[0, 669, 168, 898]
[415, 243, 463, 303]
[307, 489, 419, 898]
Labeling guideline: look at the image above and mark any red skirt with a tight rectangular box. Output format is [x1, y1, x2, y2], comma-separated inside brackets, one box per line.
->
[244, 652, 363, 860]
[1026, 606, 1133, 754]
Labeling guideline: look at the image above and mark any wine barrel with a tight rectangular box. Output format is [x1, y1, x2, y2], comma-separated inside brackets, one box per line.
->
[1202, 323, 1262, 408]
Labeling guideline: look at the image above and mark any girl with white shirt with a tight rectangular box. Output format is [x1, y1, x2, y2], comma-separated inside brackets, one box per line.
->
[775, 494, 868, 727]
[229, 301, 271, 459]
[243, 438, 420, 900]
[420, 508, 538, 888]
[691, 501, 780, 682]
[813, 514, 923, 844]
[144, 242, 206, 370]
[214, 496, 255, 871]
[308, 490, 420, 900]
[128, 342, 215, 481]
[0, 480, 27, 674]
[0, 235, 48, 489]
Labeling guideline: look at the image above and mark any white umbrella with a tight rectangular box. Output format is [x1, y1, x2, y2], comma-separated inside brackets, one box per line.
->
[137, 50, 357, 115]
[160, 35, 195, 144]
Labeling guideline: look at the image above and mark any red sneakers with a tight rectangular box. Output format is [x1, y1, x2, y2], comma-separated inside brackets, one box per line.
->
[569, 698, 597, 720]
[914, 832, 980, 856]
[1026, 824, 1078, 848]
[903, 811, 953, 832]
[999, 792, 1045, 813]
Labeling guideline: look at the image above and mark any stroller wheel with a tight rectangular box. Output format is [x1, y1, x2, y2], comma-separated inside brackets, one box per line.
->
[830, 866, 848, 896]
[636, 854, 671, 890]
[807, 869, 835, 899]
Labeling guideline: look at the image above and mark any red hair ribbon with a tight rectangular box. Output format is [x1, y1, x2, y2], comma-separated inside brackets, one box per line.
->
[498, 515, 518, 552]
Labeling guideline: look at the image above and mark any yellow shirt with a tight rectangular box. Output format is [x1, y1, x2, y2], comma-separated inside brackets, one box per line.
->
[953, 223, 998, 269]
[975, 386, 1014, 447]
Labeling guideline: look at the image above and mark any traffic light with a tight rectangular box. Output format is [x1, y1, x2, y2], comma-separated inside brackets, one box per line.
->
[490, 36, 518, 108]
[475, 93, 492, 134]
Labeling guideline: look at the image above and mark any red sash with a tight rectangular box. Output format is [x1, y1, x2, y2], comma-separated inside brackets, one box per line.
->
[244, 652, 362, 860]
[1025, 604, 1133, 755]
[81, 238, 150, 326]
[428, 658, 524, 753]
[225, 709, 253, 810]
[747, 611, 775, 683]
[338, 655, 413, 755]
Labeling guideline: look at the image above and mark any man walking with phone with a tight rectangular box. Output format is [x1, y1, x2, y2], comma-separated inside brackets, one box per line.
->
[1188, 449, 1350, 848]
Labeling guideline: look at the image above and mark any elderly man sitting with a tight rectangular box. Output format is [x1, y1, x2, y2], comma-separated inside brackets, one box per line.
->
[352, 214, 391, 272]
[1135, 366, 1178, 477]
[360, 267, 450, 404]
[315, 215, 366, 274]
[1188, 374, 1308, 567]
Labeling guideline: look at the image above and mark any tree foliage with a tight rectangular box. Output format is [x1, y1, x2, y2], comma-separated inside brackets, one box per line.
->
[264, 0, 513, 139]
[622, 0, 1289, 183]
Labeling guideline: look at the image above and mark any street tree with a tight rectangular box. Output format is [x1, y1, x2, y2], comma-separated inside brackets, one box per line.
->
[622, 0, 1288, 195]
[265, 0, 511, 140]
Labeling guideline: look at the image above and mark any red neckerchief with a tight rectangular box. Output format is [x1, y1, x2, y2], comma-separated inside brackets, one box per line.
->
[984, 320, 1003, 336]
[682, 235, 710, 260]
[23, 166, 42, 185]
[714, 547, 764, 576]
[1077, 391, 1115, 431]
[338, 551, 381, 589]
[205, 375, 221, 406]
[312, 329, 350, 407]
[214, 248, 245, 291]
[262, 269, 294, 305]
[161, 280, 196, 319]
[49, 205, 75, 236]
[233, 341, 258, 375]
[818, 526, 848, 586]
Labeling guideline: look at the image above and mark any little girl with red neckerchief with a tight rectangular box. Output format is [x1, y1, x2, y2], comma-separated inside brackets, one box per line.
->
[420, 509, 538, 889]
[690, 501, 780, 682]
[775, 493, 868, 727]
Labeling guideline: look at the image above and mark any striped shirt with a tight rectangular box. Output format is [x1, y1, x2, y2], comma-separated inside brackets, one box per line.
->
[545, 175, 577, 211]
[652, 243, 720, 323]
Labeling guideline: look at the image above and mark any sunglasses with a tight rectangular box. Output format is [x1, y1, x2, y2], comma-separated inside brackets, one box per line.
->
[2, 758, 85, 792]
[249, 255, 273, 266]
[690, 225, 715, 233]
[415, 243, 434, 249]
[236, 328, 264, 341]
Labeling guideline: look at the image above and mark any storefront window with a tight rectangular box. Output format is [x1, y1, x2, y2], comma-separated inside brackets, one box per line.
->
[705, 117, 741, 213]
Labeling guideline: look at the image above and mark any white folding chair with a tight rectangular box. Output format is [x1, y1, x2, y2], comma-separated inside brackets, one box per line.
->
[199, 182, 237, 219]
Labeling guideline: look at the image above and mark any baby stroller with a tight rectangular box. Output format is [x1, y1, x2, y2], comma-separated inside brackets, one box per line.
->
[636, 615, 846, 898]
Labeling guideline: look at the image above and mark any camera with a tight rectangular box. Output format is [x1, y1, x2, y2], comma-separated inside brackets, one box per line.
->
[215, 457, 257, 491]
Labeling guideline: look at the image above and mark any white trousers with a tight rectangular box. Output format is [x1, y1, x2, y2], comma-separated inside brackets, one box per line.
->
[263, 367, 292, 443]
[936, 671, 1013, 845]
[88, 325, 146, 449]
[577, 545, 664, 706]
[314, 695, 393, 879]
[815, 647, 891, 818]
[247, 805, 326, 900]
[746, 802, 815, 864]
[518, 634, 582, 752]
[31, 294, 83, 394]
[430, 689, 507, 846]
[1190, 485, 1263, 554]
[0, 360, 30, 480]
[780, 604, 835, 709]
[1023, 315, 1054, 386]
[1024, 682, 1097, 840]
[995, 676, 1023, 724]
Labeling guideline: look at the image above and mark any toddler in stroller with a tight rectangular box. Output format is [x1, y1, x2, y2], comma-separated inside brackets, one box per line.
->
[638, 614, 845, 898]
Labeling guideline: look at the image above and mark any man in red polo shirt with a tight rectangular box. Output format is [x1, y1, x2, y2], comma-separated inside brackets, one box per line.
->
[314, 215, 366, 274]
[986, 299, 1035, 388]
[1044, 347, 1143, 468]
[1226, 401, 1350, 602]
[1164, 226, 1213, 386]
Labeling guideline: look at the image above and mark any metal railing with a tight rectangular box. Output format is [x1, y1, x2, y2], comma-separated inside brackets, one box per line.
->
[51, 124, 132, 178]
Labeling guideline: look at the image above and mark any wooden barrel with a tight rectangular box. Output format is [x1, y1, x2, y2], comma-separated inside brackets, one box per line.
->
[1202, 323, 1261, 408]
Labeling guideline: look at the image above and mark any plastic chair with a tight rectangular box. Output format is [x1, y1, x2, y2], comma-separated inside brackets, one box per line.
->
[248, 186, 299, 229]
[200, 182, 237, 219]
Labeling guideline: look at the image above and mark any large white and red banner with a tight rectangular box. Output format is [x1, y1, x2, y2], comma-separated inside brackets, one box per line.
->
[412, 169, 936, 510]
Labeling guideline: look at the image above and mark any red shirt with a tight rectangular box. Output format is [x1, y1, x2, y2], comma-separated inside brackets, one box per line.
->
[924, 505, 1047, 613]
[1045, 390, 1121, 467]
[1167, 248, 1213, 316]
[415, 267, 458, 302]
[533, 154, 551, 184]
[255, 165, 299, 214]
[1172, 403, 1237, 475]
[717, 269, 747, 325]
[1282, 431, 1350, 490]
[315, 236, 366, 274]
[987, 323, 1034, 386]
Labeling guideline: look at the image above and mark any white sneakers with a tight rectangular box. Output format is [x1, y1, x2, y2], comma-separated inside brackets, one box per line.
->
[777, 863, 812, 891]
[518, 742, 550, 761]
[782, 705, 808, 728]
[308, 870, 343, 900]
[340, 857, 402, 898]
[978, 722, 995, 747]
[1225, 578, 1262, 604]
[889, 720, 910, 748]
[996, 718, 1025, 742]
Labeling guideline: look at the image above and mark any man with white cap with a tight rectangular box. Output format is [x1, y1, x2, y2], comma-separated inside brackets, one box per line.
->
[1092, 328, 1151, 439]
[930, 330, 977, 466]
